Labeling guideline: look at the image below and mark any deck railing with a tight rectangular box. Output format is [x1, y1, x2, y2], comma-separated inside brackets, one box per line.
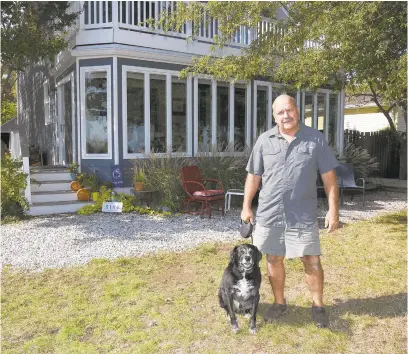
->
[77, 1, 283, 47]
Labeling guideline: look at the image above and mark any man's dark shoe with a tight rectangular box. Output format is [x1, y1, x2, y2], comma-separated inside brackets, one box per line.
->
[264, 302, 288, 323]
[312, 306, 329, 328]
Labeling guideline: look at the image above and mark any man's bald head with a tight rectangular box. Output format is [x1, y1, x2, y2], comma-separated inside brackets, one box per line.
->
[272, 94, 300, 135]
[272, 95, 297, 113]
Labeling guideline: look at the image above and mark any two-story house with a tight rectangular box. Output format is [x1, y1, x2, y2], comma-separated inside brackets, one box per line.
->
[16, 1, 345, 215]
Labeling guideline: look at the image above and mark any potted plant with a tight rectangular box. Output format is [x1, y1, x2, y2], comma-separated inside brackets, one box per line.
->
[68, 162, 79, 181]
[133, 168, 145, 191]
[81, 172, 100, 201]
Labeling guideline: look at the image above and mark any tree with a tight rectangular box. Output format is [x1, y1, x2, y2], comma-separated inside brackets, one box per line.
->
[160, 1, 407, 177]
[1, 2, 80, 124]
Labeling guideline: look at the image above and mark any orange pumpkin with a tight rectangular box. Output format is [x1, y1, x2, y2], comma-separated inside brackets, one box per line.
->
[70, 181, 81, 191]
[77, 188, 90, 201]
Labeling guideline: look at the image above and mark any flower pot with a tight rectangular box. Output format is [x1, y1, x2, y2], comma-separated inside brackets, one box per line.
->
[70, 180, 81, 191]
[77, 188, 90, 201]
[91, 192, 99, 201]
[70, 172, 77, 181]
[134, 182, 145, 191]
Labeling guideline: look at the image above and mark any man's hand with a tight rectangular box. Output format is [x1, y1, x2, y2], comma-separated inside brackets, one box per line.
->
[241, 207, 255, 224]
[325, 209, 339, 232]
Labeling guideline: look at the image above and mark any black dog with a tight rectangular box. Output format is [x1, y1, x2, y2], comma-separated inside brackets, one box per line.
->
[218, 244, 262, 334]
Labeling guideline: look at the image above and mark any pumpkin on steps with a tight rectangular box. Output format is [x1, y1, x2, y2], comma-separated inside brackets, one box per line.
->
[70, 180, 81, 191]
[77, 188, 90, 201]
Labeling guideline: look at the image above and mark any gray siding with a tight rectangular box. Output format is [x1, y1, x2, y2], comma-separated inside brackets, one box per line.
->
[17, 63, 55, 165]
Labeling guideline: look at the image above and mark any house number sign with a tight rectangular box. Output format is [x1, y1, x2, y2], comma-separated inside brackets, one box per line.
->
[102, 202, 123, 213]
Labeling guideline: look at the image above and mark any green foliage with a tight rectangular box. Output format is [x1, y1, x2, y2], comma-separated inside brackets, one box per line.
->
[77, 186, 171, 217]
[195, 144, 250, 192]
[67, 162, 79, 175]
[133, 154, 188, 212]
[80, 172, 100, 192]
[332, 142, 379, 179]
[132, 148, 249, 212]
[1, 155, 28, 222]
[1, 2, 80, 102]
[1, 98, 16, 125]
[167, 2, 407, 142]
[133, 168, 145, 183]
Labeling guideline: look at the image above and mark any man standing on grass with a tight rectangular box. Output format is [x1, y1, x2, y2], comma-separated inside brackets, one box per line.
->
[241, 94, 339, 328]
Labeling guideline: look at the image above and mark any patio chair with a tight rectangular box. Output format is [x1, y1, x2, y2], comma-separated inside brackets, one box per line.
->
[335, 163, 366, 206]
[180, 166, 225, 218]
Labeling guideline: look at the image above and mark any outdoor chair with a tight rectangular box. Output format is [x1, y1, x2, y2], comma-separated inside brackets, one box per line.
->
[180, 166, 225, 218]
[335, 163, 366, 206]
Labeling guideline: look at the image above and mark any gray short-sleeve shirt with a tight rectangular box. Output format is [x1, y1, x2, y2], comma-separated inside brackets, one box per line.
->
[246, 123, 338, 229]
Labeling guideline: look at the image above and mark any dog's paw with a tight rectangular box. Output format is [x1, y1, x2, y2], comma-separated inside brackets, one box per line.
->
[232, 324, 239, 334]
[244, 313, 251, 319]
[249, 327, 257, 335]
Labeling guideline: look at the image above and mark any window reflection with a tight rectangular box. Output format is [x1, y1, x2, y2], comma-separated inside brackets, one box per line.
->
[85, 71, 108, 154]
[198, 81, 211, 152]
[126, 72, 144, 154]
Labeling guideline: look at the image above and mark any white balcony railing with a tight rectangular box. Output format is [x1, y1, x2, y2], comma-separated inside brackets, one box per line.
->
[77, 1, 280, 47]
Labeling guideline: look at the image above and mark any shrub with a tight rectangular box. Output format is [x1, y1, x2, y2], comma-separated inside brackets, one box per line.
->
[131, 146, 250, 212]
[1, 155, 29, 222]
[133, 154, 189, 212]
[332, 142, 379, 179]
[195, 144, 250, 191]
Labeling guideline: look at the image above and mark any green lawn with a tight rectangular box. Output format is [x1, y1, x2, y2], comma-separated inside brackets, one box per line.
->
[2, 210, 406, 354]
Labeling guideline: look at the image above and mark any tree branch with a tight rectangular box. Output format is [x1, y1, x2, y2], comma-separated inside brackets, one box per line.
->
[369, 82, 403, 144]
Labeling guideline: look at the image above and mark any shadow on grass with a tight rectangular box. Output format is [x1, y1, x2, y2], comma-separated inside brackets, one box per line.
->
[257, 292, 407, 334]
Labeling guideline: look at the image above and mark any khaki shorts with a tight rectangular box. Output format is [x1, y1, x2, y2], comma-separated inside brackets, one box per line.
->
[253, 221, 321, 259]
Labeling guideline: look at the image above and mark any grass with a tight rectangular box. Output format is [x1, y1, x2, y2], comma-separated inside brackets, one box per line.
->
[2, 210, 407, 354]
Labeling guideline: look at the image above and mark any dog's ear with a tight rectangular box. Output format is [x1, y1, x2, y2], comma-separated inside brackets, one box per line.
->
[230, 246, 238, 264]
[252, 246, 262, 265]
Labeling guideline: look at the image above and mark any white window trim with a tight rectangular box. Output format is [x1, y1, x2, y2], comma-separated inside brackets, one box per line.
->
[122, 65, 192, 159]
[43, 81, 51, 125]
[253, 80, 272, 141]
[80, 65, 112, 160]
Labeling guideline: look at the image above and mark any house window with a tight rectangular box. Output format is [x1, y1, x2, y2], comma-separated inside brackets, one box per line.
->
[317, 93, 326, 134]
[304, 92, 314, 127]
[44, 81, 51, 125]
[197, 80, 212, 152]
[172, 77, 187, 152]
[253, 81, 272, 140]
[234, 85, 247, 151]
[150, 74, 166, 153]
[122, 66, 192, 158]
[80, 66, 112, 159]
[126, 72, 145, 154]
[216, 82, 229, 149]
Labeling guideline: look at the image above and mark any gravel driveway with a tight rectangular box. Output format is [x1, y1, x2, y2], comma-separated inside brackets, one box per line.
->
[1, 190, 406, 272]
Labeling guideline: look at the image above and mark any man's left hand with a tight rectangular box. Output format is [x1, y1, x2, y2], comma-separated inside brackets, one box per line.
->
[325, 210, 339, 233]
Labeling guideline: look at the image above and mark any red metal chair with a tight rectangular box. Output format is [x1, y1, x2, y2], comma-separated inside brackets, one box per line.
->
[180, 166, 225, 218]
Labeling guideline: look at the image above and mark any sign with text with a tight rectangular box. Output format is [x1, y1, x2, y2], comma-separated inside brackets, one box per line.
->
[102, 202, 123, 213]
[111, 164, 124, 188]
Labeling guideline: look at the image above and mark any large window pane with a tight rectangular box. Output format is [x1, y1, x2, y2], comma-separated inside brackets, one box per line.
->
[172, 77, 187, 152]
[217, 83, 229, 150]
[304, 93, 314, 127]
[198, 81, 211, 152]
[85, 71, 108, 154]
[317, 93, 326, 134]
[150, 74, 166, 153]
[127, 72, 144, 154]
[328, 93, 338, 146]
[256, 86, 268, 137]
[234, 86, 246, 151]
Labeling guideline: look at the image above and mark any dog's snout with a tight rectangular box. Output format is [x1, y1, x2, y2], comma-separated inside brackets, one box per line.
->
[244, 256, 251, 262]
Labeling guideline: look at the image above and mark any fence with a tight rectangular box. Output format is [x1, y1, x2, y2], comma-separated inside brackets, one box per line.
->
[344, 129, 401, 178]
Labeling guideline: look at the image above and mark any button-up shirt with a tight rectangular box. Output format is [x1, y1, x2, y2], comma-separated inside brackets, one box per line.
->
[246, 123, 338, 229]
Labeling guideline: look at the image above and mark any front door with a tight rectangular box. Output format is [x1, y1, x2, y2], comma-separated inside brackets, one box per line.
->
[57, 73, 75, 165]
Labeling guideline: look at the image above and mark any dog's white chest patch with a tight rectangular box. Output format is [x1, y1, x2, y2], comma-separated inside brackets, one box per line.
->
[233, 276, 254, 300]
